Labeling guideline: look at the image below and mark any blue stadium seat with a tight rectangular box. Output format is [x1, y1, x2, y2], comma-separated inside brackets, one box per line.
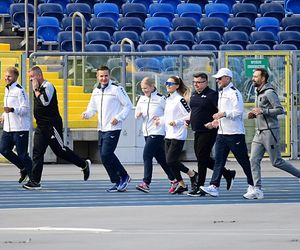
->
[205, 3, 230, 25]
[149, 3, 175, 22]
[135, 57, 162, 72]
[140, 31, 169, 48]
[169, 31, 195, 49]
[85, 44, 108, 52]
[130, 0, 154, 10]
[94, 3, 119, 22]
[158, 0, 181, 12]
[260, 2, 285, 22]
[85, 31, 112, 49]
[113, 30, 140, 48]
[61, 16, 87, 32]
[144, 17, 172, 36]
[250, 31, 278, 48]
[176, 3, 202, 25]
[273, 44, 298, 50]
[255, 17, 280, 37]
[240, 0, 263, 12]
[185, 0, 208, 13]
[232, 3, 257, 25]
[281, 16, 300, 33]
[10, 3, 34, 32]
[38, 3, 64, 23]
[73, 0, 97, 10]
[103, 0, 126, 11]
[172, 17, 198, 35]
[285, 0, 300, 14]
[246, 44, 271, 50]
[227, 17, 253, 36]
[66, 3, 92, 22]
[192, 44, 217, 51]
[219, 44, 244, 50]
[161, 57, 180, 72]
[121, 3, 148, 21]
[277, 31, 300, 49]
[137, 44, 163, 52]
[0, 0, 13, 15]
[37, 16, 60, 48]
[58, 31, 82, 51]
[47, 0, 71, 12]
[195, 31, 223, 49]
[85, 44, 108, 70]
[200, 17, 226, 35]
[165, 44, 190, 51]
[223, 31, 249, 49]
[90, 17, 117, 36]
[118, 17, 144, 36]
[110, 44, 133, 52]
[213, 0, 237, 13]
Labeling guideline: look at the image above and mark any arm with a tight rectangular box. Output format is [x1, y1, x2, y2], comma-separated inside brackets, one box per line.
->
[114, 86, 133, 122]
[81, 91, 97, 119]
[14, 88, 30, 117]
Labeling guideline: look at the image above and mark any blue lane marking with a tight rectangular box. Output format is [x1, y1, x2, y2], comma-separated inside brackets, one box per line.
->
[0, 177, 299, 209]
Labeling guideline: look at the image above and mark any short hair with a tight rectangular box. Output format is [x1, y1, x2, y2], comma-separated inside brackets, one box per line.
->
[193, 72, 208, 80]
[97, 65, 111, 74]
[29, 65, 43, 75]
[6, 66, 19, 78]
[255, 68, 269, 82]
[141, 77, 155, 87]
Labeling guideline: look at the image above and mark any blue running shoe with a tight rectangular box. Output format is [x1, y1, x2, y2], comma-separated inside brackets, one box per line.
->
[117, 174, 131, 192]
[106, 183, 119, 192]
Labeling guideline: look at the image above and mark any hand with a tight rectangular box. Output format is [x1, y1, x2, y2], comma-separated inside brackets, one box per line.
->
[252, 108, 263, 116]
[212, 112, 226, 120]
[4, 107, 14, 113]
[204, 122, 214, 129]
[31, 79, 39, 90]
[153, 116, 160, 126]
[0, 116, 4, 123]
[136, 112, 143, 118]
[110, 117, 119, 125]
[211, 120, 219, 128]
[81, 112, 87, 120]
[169, 121, 176, 127]
[248, 112, 256, 119]
[184, 120, 190, 127]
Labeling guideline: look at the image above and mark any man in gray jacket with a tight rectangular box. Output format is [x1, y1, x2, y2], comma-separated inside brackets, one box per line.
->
[247, 68, 300, 199]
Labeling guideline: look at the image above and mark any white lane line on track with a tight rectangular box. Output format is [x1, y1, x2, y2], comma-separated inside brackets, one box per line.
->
[0, 227, 112, 233]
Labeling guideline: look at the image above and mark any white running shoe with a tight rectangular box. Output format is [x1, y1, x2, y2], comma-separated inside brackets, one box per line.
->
[243, 185, 264, 199]
[200, 185, 219, 197]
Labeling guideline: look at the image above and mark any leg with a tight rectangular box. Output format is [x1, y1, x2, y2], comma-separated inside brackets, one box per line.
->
[250, 135, 265, 188]
[142, 136, 155, 184]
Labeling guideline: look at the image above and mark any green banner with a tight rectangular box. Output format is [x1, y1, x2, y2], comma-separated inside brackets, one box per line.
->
[244, 58, 269, 77]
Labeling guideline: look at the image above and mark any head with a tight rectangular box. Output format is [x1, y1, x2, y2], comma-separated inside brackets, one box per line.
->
[212, 68, 233, 89]
[29, 66, 44, 85]
[192, 72, 208, 93]
[252, 68, 269, 90]
[164, 76, 186, 95]
[140, 77, 155, 97]
[5, 66, 19, 85]
[96, 65, 111, 85]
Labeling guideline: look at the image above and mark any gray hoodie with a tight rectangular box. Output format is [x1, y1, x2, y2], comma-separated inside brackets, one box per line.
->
[255, 82, 284, 131]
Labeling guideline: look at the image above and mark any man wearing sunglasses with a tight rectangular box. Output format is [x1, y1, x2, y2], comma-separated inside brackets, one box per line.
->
[188, 72, 236, 197]
[200, 68, 255, 199]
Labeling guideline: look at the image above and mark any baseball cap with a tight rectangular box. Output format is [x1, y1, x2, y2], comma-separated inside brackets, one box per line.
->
[212, 68, 233, 78]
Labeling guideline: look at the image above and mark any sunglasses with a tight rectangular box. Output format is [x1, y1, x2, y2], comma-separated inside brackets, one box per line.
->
[164, 81, 175, 86]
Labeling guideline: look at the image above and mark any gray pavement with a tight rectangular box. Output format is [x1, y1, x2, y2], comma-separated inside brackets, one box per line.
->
[0, 160, 300, 250]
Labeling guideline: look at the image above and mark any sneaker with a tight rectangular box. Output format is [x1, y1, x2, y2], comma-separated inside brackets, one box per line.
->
[82, 159, 91, 181]
[224, 170, 236, 190]
[169, 180, 178, 193]
[171, 184, 188, 194]
[106, 183, 119, 192]
[136, 182, 150, 193]
[243, 186, 264, 199]
[22, 181, 41, 190]
[117, 174, 131, 192]
[187, 187, 205, 197]
[200, 185, 219, 197]
[18, 169, 28, 183]
[190, 171, 199, 191]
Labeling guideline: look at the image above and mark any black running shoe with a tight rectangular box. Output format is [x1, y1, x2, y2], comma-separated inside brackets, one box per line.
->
[18, 169, 28, 183]
[187, 188, 206, 197]
[171, 184, 188, 194]
[190, 171, 199, 191]
[82, 160, 91, 181]
[22, 181, 41, 190]
[225, 170, 236, 190]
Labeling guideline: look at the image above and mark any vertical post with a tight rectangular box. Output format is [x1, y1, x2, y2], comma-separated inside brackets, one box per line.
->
[33, 0, 37, 53]
[27, 54, 33, 157]
[25, 0, 29, 57]
[63, 55, 69, 145]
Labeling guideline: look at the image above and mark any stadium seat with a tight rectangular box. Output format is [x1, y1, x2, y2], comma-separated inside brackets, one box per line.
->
[10, 3, 34, 32]
[200, 17, 226, 35]
[227, 17, 253, 36]
[192, 44, 217, 51]
[161, 57, 180, 72]
[0, 0, 13, 15]
[149, 3, 175, 22]
[240, 0, 264, 12]
[260, 2, 285, 22]
[165, 44, 190, 51]
[285, 0, 300, 14]
[130, 0, 154, 9]
[223, 31, 249, 49]
[110, 44, 133, 52]
[273, 44, 298, 50]
[137, 44, 163, 52]
[90, 17, 117, 36]
[281, 16, 300, 33]
[185, 0, 208, 13]
[103, 0, 126, 11]
[121, 3, 148, 21]
[246, 44, 271, 50]
[66, 3, 92, 22]
[255, 17, 280, 37]
[232, 3, 257, 25]
[85, 31, 112, 49]
[58, 31, 82, 52]
[135, 57, 162, 72]
[213, 0, 237, 13]
[94, 3, 119, 22]
[195, 31, 223, 49]
[250, 31, 278, 49]
[85, 44, 108, 70]
[37, 16, 60, 48]
[169, 31, 195, 49]
[118, 17, 144, 36]
[73, 0, 97, 10]
[38, 3, 64, 23]
[47, 0, 71, 13]
[172, 17, 198, 35]
[158, 0, 181, 11]
[176, 3, 202, 25]
[144, 17, 172, 36]
[219, 44, 244, 50]
[140, 31, 169, 48]
[205, 3, 230, 25]
[277, 31, 300, 49]
[61, 16, 87, 32]
[113, 31, 140, 48]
